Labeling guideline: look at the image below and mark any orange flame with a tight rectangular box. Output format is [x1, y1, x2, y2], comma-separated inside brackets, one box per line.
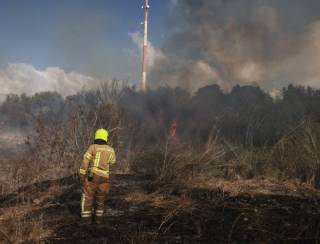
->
[169, 119, 178, 138]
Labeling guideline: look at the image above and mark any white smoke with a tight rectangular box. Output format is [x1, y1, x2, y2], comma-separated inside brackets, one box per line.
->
[270, 21, 320, 88]
[151, 0, 320, 92]
[0, 63, 100, 96]
[128, 31, 165, 69]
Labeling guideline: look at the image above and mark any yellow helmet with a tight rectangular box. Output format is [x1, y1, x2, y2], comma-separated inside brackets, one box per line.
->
[95, 128, 109, 142]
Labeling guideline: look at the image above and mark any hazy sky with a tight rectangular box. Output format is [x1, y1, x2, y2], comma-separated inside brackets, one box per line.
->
[0, 0, 171, 87]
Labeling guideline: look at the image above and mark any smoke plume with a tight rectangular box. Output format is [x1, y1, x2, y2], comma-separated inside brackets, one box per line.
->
[129, 32, 165, 70]
[150, 0, 320, 92]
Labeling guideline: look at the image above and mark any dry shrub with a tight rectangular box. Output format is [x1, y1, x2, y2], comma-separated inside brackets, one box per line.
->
[24, 97, 124, 185]
[0, 81, 127, 195]
[0, 208, 50, 243]
[1, 156, 47, 194]
[158, 141, 225, 181]
[221, 119, 320, 185]
[130, 137, 228, 182]
[181, 120, 320, 184]
[130, 149, 165, 180]
[227, 147, 273, 179]
[271, 119, 320, 186]
[129, 123, 320, 185]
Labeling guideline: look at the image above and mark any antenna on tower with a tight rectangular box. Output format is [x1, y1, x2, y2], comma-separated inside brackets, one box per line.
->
[140, 0, 150, 92]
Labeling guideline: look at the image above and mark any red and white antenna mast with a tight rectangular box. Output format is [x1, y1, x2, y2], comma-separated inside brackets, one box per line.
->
[140, 0, 150, 91]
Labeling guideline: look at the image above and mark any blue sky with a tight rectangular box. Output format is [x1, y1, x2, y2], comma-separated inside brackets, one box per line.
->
[0, 0, 172, 83]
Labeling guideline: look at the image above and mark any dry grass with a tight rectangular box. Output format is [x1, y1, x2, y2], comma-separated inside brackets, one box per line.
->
[123, 191, 181, 210]
[0, 205, 52, 243]
[130, 119, 320, 189]
[0, 180, 67, 243]
[181, 177, 320, 198]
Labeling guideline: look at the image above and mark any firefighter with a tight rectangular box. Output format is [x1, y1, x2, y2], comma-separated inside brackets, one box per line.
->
[79, 128, 116, 224]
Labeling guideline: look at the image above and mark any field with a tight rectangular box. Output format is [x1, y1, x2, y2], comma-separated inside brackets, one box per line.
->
[1, 173, 320, 243]
[1, 84, 320, 243]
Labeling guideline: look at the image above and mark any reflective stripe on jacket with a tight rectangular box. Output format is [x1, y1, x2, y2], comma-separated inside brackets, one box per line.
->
[79, 144, 116, 178]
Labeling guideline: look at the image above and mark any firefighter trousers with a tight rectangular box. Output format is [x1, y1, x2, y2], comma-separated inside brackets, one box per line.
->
[81, 174, 109, 219]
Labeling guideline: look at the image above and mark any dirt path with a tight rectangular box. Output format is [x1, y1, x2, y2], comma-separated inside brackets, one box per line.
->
[1, 174, 320, 243]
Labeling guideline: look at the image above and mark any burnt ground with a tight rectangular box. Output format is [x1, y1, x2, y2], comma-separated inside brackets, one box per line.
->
[1, 174, 320, 244]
